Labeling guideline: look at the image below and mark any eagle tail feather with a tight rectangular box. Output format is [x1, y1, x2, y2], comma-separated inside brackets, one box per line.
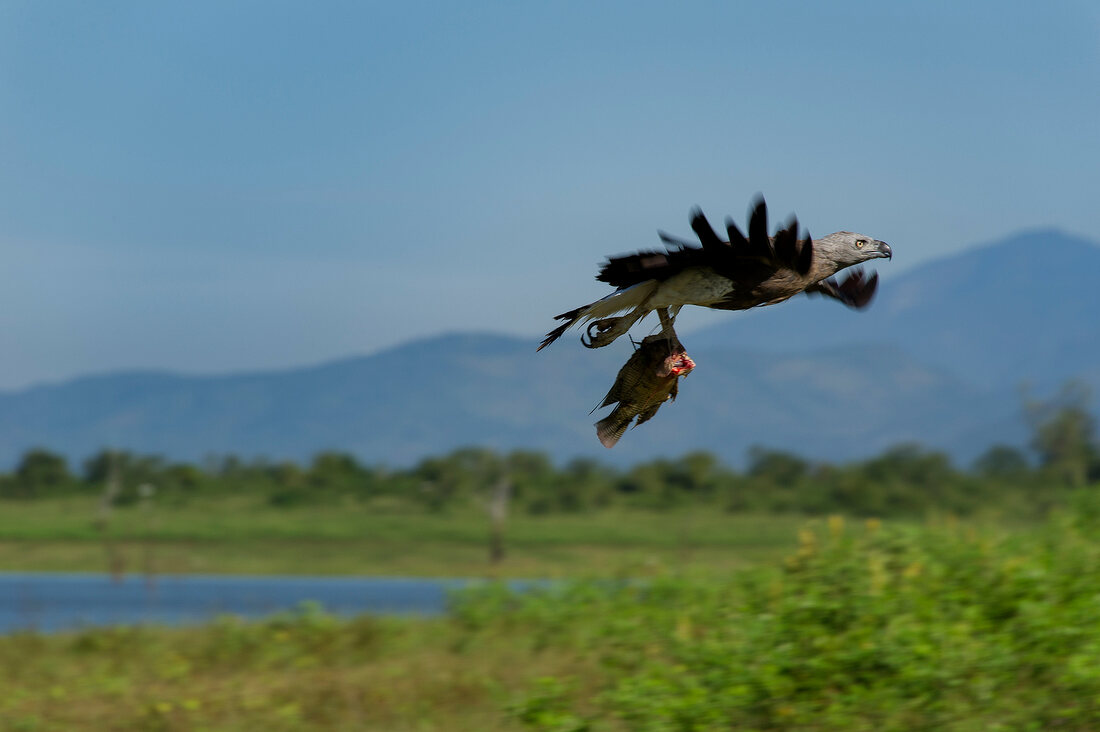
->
[537, 321, 572, 351]
[537, 282, 657, 350]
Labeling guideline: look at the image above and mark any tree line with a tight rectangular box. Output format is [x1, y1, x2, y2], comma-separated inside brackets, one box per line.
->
[2, 433, 1095, 520]
[3, 383, 1096, 518]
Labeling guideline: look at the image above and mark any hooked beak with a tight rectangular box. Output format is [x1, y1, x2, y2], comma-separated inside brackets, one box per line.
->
[875, 240, 892, 259]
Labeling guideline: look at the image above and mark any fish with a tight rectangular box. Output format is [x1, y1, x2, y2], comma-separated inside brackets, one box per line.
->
[594, 332, 695, 448]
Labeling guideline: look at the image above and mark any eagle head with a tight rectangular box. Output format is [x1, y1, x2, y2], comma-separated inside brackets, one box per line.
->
[815, 231, 892, 269]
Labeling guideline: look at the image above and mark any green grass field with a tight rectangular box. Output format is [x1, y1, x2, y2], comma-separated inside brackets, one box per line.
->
[0, 609, 561, 731]
[0, 496, 810, 577]
[1, 495, 1094, 730]
[2, 512, 1099, 730]
[0, 497, 809, 730]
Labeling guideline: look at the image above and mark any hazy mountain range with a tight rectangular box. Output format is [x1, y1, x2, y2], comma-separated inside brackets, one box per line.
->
[2, 229, 1098, 469]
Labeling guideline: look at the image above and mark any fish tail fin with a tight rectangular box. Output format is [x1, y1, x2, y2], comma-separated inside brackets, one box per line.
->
[595, 411, 631, 448]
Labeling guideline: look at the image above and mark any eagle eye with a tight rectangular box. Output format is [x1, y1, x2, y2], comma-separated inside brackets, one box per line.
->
[855, 239, 866, 248]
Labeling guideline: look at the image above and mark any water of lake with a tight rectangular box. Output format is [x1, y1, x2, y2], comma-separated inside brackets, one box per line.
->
[0, 572, 492, 633]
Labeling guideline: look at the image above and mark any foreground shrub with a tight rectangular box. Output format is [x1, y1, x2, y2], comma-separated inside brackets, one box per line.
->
[452, 515, 1100, 730]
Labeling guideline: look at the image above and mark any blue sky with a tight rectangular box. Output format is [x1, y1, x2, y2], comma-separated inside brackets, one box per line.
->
[1, 1, 1098, 389]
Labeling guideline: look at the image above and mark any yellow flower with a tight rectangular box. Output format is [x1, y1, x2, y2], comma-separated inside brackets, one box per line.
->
[828, 515, 845, 538]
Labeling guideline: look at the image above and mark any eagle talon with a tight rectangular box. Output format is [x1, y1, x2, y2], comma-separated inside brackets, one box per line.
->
[582, 318, 623, 348]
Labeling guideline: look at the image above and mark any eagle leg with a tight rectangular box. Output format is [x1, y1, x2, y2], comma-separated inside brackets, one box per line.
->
[581, 310, 646, 348]
[656, 307, 675, 338]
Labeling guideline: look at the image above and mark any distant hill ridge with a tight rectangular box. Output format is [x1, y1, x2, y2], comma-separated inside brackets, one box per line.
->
[1, 230, 1097, 468]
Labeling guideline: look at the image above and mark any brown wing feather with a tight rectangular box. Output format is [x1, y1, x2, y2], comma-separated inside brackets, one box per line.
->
[746, 197, 773, 260]
[725, 216, 750, 255]
[773, 219, 798, 269]
[597, 197, 804, 290]
[796, 230, 813, 275]
[807, 267, 879, 309]
[689, 208, 728, 255]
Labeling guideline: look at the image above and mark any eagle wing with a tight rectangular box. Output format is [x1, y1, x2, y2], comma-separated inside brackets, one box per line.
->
[806, 267, 879, 309]
[596, 198, 814, 290]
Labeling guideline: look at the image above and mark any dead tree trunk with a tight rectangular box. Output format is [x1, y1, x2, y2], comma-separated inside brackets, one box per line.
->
[139, 483, 157, 589]
[488, 476, 511, 565]
[94, 453, 125, 582]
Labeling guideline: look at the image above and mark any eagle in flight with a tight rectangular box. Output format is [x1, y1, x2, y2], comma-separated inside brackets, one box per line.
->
[538, 196, 891, 351]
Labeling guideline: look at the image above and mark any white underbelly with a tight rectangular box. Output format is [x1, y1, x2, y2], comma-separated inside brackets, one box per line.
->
[649, 267, 731, 308]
